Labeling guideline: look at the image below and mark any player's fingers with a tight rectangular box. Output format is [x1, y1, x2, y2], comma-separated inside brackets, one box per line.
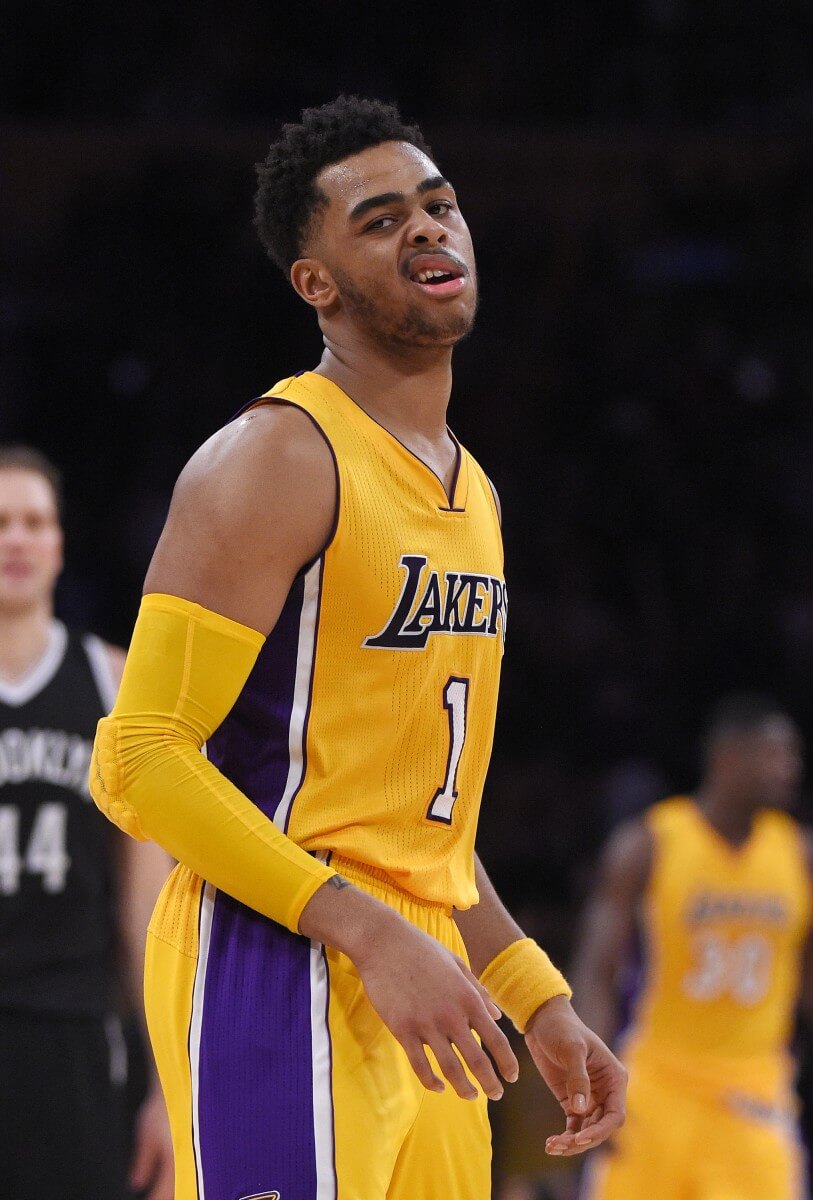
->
[573, 1100, 624, 1150]
[453, 1030, 505, 1101]
[583, 1104, 606, 1129]
[428, 1036, 479, 1101]
[546, 1133, 583, 1157]
[469, 1006, 519, 1083]
[457, 961, 503, 1022]
[560, 1036, 591, 1116]
[400, 1036, 445, 1094]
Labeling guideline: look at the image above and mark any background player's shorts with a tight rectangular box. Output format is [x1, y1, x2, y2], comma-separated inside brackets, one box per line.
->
[0, 1008, 128, 1200]
[581, 1052, 807, 1200]
[145, 857, 491, 1200]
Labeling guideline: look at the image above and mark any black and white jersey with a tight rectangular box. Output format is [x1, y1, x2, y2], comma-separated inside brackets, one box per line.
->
[0, 624, 118, 1015]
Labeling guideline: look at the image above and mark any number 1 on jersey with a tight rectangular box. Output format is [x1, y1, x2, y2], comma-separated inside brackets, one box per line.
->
[427, 676, 470, 825]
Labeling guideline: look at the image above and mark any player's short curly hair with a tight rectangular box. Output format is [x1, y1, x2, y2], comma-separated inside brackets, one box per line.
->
[254, 95, 432, 275]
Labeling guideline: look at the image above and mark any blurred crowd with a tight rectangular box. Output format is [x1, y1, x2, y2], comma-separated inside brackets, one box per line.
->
[2, 0, 811, 126]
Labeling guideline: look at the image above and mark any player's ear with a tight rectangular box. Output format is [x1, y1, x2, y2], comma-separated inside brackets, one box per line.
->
[290, 258, 337, 310]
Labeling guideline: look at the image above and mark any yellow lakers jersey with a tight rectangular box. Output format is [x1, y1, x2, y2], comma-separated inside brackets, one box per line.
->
[629, 797, 812, 1073]
[205, 372, 506, 910]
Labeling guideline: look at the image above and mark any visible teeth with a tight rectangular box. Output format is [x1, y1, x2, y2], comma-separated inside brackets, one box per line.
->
[415, 269, 453, 283]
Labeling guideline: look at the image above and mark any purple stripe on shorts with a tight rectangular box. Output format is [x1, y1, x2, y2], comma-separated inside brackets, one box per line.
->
[197, 891, 325, 1200]
[207, 570, 305, 821]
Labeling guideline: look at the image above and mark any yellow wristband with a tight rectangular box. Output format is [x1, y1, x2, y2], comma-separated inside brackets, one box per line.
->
[479, 937, 572, 1033]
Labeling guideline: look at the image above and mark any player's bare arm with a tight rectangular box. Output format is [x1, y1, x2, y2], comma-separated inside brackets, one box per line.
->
[117, 834, 174, 1199]
[456, 853, 627, 1155]
[141, 405, 518, 1102]
[570, 819, 653, 1045]
[796, 829, 813, 1026]
[102, 641, 174, 1200]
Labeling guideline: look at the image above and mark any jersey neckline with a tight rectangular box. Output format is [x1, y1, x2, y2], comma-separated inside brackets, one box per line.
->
[0, 620, 68, 708]
[685, 794, 767, 859]
[301, 371, 469, 513]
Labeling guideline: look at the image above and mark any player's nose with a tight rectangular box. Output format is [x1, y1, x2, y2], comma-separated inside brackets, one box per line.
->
[407, 210, 447, 247]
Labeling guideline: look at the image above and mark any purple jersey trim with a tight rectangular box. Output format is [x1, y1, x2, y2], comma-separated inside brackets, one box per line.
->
[207, 571, 306, 822]
[195, 891, 333, 1199]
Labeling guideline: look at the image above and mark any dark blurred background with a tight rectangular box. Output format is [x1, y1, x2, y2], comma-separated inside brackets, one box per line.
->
[2, 2, 812, 1192]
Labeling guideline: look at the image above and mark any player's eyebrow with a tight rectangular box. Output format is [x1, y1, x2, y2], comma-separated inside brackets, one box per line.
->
[349, 176, 453, 222]
[416, 174, 451, 195]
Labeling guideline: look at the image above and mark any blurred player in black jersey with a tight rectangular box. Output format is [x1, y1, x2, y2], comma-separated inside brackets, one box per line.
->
[0, 446, 173, 1200]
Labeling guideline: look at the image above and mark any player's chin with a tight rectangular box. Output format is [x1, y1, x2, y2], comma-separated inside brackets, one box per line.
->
[414, 307, 477, 347]
[409, 324, 475, 349]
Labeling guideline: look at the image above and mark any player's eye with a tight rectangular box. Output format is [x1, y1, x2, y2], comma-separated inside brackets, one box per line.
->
[427, 200, 454, 217]
[365, 215, 398, 231]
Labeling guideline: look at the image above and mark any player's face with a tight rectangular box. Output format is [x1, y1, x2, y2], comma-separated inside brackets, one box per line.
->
[304, 141, 477, 349]
[738, 719, 803, 811]
[0, 470, 63, 614]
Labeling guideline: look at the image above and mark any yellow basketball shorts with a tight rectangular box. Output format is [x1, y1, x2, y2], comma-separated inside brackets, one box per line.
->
[145, 856, 491, 1200]
[581, 1052, 807, 1200]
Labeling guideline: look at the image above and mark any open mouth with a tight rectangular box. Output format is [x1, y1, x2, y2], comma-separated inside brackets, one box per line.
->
[413, 268, 459, 285]
[407, 257, 467, 297]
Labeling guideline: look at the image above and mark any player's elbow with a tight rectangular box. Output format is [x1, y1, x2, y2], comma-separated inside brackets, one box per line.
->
[89, 713, 192, 843]
[89, 716, 149, 840]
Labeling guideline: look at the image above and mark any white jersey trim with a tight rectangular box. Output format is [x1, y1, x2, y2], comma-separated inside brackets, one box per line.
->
[190, 881, 215, 1200]
[82, 633, 119, 714]
[0, 620, 68, 708]
[310, 939, 337, 1200]
[273, 559, 321, 831]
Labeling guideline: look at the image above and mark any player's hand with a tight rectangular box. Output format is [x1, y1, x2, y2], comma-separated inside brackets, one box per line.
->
[523, 994, 627, 1156]
[129, 1083, 174, 1200]
[353, 912, 519, 1102]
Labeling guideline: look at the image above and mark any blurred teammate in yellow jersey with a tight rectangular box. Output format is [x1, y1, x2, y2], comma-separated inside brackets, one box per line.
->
[88, 96, 626, 1200]
[575, 693, 813, 1200]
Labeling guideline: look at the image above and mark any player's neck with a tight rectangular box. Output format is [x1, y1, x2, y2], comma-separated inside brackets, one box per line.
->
[695, 789, 756, 847]
[0, 603, 54, 683]
[315, 339, 453, 442]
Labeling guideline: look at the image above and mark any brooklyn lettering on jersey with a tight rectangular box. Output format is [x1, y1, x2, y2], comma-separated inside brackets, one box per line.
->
[365, 554, 507, 650]
[0, 727, 93, 799]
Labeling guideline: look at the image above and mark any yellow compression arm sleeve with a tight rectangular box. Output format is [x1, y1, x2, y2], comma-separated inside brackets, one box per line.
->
[89, 593, 336, 933]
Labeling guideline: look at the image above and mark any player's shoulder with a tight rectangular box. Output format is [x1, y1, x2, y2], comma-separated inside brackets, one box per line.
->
[171, 401, 337, 543]
[181, 401, 334, 496]
[597, 797, 695, 889]
[599, 816, 655, 894]
[761, 808, 813, 866]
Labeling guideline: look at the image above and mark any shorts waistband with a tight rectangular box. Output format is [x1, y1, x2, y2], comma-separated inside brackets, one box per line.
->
[325, 853, 453, 917]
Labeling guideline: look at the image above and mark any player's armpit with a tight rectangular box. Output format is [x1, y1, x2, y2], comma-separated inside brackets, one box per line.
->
[89, 593, 335, 934]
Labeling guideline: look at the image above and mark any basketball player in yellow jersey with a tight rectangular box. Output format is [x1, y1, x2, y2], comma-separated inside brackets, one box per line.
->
[575, 693, 813, 1200]
[88, 97, 626, 1200]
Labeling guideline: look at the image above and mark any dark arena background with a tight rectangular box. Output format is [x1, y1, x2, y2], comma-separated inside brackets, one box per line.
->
[2, 3, 812, 1195]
